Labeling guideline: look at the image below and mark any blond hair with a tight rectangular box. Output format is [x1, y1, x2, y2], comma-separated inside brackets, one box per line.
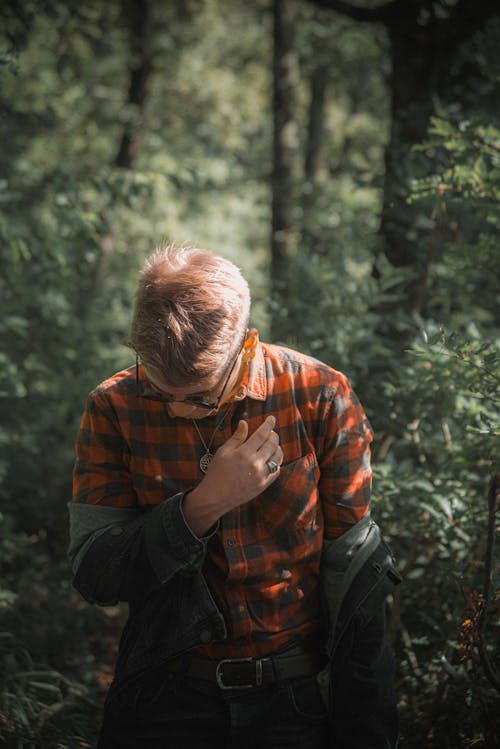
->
[129, 244, 251, 387]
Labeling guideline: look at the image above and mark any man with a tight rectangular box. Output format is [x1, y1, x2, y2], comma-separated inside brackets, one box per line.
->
[69, 245, 400, 749]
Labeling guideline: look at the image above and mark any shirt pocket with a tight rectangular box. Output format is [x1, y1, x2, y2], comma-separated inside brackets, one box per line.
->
[257, 452, 321, 531]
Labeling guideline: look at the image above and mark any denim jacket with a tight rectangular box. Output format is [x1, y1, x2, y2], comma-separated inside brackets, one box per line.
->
[69, 496, 401, 747]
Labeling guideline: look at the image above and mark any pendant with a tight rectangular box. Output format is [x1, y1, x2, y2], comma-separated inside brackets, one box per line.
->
[199, 451, 213, 473]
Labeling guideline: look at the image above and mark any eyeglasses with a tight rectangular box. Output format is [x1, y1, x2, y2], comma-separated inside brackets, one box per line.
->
[136, 340, 245, 411]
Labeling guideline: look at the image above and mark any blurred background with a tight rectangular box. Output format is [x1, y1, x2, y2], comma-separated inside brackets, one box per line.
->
[0, 0, 499, 746]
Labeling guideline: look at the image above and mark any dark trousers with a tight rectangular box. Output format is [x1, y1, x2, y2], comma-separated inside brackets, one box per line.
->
[97, 668, 329, 749]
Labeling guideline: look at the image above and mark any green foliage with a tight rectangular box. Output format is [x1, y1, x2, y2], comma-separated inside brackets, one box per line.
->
[375, 111, 500, 744]
[0, 630, 97, 749]
[0, 509, 123, 747]
[374, 330, 500, 745]
[412, 116, 500, 204]
[284, 102, 500, 748]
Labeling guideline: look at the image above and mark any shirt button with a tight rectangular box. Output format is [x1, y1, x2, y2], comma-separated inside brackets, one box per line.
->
[227, 538, 235, 547]
[109, 527, 123, 536]
[199, 630, 212, 644]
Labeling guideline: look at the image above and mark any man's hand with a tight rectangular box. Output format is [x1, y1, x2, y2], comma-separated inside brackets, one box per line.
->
[183, 416, 283, 537]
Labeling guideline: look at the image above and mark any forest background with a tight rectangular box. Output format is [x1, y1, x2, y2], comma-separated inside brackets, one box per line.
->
[1, 0, 499, 747]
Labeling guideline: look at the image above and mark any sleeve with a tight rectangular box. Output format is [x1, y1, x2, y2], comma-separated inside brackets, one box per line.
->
[330, 605, 399, 749]
[69, 392, 217, 606]
[318, 374, 374, 539]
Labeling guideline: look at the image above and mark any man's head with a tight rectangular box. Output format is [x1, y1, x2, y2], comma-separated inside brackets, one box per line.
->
[129, 244, 252, 399]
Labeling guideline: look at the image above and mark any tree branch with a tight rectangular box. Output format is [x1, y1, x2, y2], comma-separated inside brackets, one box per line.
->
[308, 0, 400, 24]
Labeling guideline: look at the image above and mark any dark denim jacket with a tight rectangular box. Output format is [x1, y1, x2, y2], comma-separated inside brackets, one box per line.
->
[69, 498, 401, 747]
[319, 515, 401, 747]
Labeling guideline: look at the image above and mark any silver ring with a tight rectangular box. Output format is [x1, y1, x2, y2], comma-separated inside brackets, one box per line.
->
[266, 459, 279, 474]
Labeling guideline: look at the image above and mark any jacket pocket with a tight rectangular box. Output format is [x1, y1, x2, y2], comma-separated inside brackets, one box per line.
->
[288, 675, 329, 723]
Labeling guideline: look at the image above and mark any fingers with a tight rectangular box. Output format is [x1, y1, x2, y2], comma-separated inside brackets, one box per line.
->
[250, 420, 283, 478]
[226, 419, 249, 446]
[263, 444, 283, 476]
[201, 414, 283, 513]
[257, 430, 281, 462]
[221, 414, 283, 478]
[244, 415, 276, 451]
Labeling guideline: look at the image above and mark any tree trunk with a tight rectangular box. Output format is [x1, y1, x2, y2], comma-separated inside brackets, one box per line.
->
[270, 0, 300, 341]
[305, 63, 329, 184]
[90, 0, 152, 297]
[301, 63, 329, 251]
[377, 0, 499, 321]
[115, 0, 152, 168]
[375, 6, 438, 318]
[311, 0, 500, 327]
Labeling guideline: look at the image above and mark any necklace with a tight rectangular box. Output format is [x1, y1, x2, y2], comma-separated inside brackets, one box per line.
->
[191, 408, 230, 473]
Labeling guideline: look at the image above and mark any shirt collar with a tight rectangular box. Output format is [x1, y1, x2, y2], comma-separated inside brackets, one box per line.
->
[237, 335, 267, 402]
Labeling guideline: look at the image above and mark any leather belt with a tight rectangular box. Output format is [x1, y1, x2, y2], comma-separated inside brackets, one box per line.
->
[165, 650, 322, 690]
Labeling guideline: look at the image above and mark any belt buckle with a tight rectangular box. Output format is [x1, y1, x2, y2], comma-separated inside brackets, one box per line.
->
[215, 657, 263, 690]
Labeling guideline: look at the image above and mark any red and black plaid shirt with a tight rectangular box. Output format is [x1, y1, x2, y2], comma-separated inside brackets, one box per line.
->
[73, 340, 373, 658]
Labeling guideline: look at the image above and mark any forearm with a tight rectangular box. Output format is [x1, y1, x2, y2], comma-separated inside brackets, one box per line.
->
[182, 485, 226, 537]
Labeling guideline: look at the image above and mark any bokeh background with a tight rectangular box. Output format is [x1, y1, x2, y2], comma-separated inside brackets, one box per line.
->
[1, 1, 499, 746]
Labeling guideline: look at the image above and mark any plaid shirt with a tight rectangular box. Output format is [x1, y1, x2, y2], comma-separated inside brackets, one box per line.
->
[73, 340, 373, 658]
